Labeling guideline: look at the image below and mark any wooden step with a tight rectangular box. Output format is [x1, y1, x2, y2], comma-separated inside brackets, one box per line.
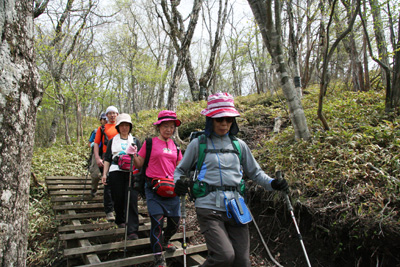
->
[56, 212, 150, 222]
[76, 243, 207, 266]
[60, 222, 161, 241]
[47, 184, 104, 190]
[64, 231, 195, 257]
[58, 222, 115, 233]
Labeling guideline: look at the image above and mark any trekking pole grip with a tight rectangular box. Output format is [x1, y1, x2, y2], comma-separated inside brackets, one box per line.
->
[275, 171, 292, 211]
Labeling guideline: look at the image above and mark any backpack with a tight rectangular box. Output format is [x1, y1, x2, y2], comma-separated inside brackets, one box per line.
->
[142, 137, 180, 198]
[191, 134, 245, 199]
[99, 125, 109, 158]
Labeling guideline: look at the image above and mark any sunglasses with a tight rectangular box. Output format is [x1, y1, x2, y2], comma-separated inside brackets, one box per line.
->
[214, 117, 235, 123]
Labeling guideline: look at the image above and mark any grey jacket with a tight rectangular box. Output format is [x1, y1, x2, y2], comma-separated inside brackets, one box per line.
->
[174, 133, 274, 211]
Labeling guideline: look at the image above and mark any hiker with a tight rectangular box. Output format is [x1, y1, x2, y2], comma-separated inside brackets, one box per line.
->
[88, 112, 108, 192]
[173, 92, 289, 267]
[88, 112, 107, 148]
[93, 106, 119, 222]
[130, 110, 183, 267]
[101, 113, 142, 240]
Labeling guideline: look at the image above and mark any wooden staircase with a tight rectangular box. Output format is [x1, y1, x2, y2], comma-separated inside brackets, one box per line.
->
[45, 175, 207, 266]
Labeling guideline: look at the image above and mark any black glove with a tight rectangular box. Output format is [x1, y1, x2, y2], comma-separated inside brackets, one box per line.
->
[174, 179, 189, 196]
[271, 178, 289, 192]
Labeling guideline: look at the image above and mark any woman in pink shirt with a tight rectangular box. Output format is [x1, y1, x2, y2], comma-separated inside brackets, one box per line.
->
[132, 110, 182, 267]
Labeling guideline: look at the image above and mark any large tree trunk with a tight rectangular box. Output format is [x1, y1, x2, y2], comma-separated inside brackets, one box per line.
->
[247, 0, 310, 140]
[369, 0, 390, 89]
[0, 1, 43, 266]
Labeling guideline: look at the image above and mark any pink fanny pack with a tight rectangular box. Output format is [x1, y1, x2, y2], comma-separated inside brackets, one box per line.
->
[118, 155, 133, 170]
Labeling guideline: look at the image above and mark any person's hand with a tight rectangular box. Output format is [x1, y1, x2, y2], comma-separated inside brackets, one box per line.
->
[96, 158, 104, 168]
[126, 144, 137, 155]
[102, 175, 108, 185]
[174, 179, 189, 196]
[271, 178, 289, 192]
[90, 142, 95, 148]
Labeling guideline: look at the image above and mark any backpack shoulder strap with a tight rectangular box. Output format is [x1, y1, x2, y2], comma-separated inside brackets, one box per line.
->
[143, 137, 152, 170]
[173, 140, 180, 163]
[196, 134, 207, 170]
[230, 135, 242, 162]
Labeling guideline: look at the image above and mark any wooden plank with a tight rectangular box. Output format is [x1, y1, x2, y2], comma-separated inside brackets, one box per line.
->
[53, 203, 146, 213]
[68, 210, 101, 265]
[60, 223, 160, 240]
[46, 180, 93, 185]
[51, 196, 103, 202]
[56, 212, 150, 223]
[189, 254, 207, 265]
[48, 185, 104, 190]
[49, 190, 96, 195]
[53, 203, 104, 210]
[58, 222, 115, 233]
[58, 215, 148, 232]
[56, 212, 106, 220]
[76, 243, 207, 267]
[46, 176, 86, 180]
[64, 231, 195, 257]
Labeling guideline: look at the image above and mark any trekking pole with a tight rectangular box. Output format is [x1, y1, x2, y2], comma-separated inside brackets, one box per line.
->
[249, 209, 283, 267]
[123, 155, 134, 258]
[179, 176, 188, 267]
[81, 151, 92, 202]
[276, 171, 312, 267]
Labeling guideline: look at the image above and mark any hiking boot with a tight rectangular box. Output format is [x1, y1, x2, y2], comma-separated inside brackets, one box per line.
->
[153, 254, 166, 267]
[106, 212, 115, 222]
[163, 240, 177, 253]
[90, 190, 97, 198]
[127, 232, 139, 240]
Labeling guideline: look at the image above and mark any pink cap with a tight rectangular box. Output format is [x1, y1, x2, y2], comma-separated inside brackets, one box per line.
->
[153, 110, 181, 127]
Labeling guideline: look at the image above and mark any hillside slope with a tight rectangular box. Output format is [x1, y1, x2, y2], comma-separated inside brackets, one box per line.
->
[30, 88, 399, 266]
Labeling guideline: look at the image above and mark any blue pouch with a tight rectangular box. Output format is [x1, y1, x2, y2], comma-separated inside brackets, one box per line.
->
[227, 193, 253, 225]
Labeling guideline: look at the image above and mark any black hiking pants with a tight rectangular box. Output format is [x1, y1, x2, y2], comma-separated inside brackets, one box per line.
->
[108, 171, 139, 234]
[100, 167, 114, 214]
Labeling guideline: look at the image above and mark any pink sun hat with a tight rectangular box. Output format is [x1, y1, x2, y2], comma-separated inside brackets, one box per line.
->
[200, 92, 240, 118]
[153, 110, 181, 127]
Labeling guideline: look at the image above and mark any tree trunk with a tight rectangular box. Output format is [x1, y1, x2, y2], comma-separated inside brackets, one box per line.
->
[247, 0, 310, 140]
[48, 107, 59, 145]
[62, 99, 71, 144]
[369, 0, 390, 89]
[0, 1, 43, 266]
[185, 52, 200, 101]
[391, 18, 400, 109]
[76, 95, 82, 143]
[287, 0, 302, 98]
[162, 0, 203, 110]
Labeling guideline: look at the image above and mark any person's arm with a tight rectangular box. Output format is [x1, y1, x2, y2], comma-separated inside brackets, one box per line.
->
[101, 139, 113, 185]
[93, 127, 103, 167]
[133, 152, 145, 169]
[240, 140, 274, 191]
[94, 143, 103, 168]
[102, 161, 110, 185]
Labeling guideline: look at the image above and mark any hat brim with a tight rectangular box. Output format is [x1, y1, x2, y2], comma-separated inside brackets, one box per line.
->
[153, 119, 181, 127]
[200, 107, 240, 118]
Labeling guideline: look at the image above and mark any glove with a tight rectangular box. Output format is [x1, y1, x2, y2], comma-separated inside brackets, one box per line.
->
[174, 179, 189, 196]
[271, 178, 289, 192]
[126, 143, 137, 155]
